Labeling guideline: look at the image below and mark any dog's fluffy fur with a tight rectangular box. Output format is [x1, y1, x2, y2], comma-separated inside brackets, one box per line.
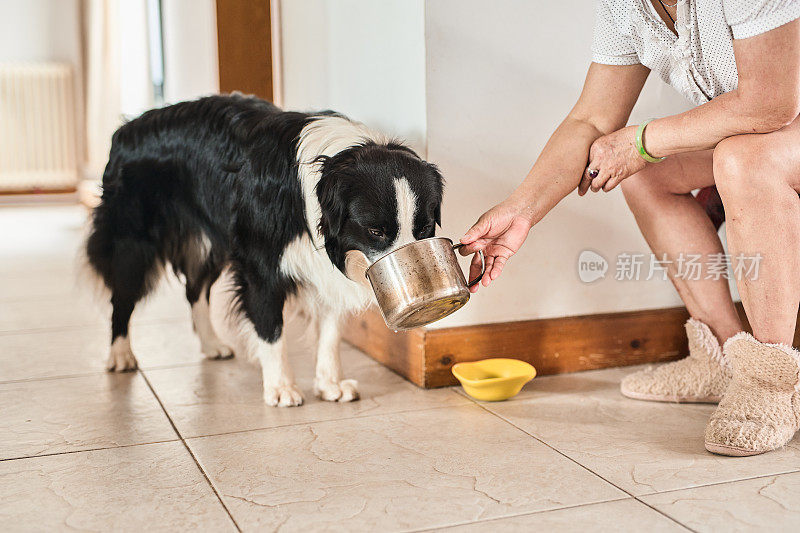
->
[86, 94, 443, 406]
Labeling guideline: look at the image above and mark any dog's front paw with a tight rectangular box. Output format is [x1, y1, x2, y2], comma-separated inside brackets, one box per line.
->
[106, 338, 138, 372]
[263, 384, 304, 407]
[314, 378, 359, 402]
[201, 340, 234, 360]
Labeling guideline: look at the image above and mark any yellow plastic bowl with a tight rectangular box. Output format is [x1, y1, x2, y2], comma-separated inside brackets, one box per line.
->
[451, 358, 536, 401]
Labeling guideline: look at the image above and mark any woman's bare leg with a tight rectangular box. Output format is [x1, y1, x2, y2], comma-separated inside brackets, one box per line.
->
[621, 150, 743, 343]
[703, 117, 800, 456]
[713, 117, 800, 345]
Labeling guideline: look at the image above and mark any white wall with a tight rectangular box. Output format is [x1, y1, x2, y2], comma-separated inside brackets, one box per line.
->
[162, 0, 219, 104]
[0, 0, 81, 64]
[119, 0, 153, 118]
[279, 0, 427, 152]
[425, 0, 694, 328]
[117, 0, 219, 114]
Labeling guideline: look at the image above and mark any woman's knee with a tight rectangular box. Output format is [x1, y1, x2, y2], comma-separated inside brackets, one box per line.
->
[713, 135, 784, 200]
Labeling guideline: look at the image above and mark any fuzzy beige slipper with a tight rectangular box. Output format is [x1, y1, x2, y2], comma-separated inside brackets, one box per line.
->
[705, 332, 800, 456]
[620, 318, 731, 403]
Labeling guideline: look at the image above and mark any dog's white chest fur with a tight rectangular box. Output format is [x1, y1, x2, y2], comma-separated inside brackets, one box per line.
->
[279, 234, 373, 313]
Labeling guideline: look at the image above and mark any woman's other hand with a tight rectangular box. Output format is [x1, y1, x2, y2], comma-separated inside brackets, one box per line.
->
[458, 199, 534, 293]
[579, 125, 646, 195]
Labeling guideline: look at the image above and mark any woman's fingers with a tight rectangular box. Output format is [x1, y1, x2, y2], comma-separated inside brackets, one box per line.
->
[468, 253, 482, 293]
[481, 255, 495, 287]
[490, 256, 507, 280]
[603, 174, 623, 192]
[591, 167, 612, 192]
[468, 251, 483, 285]
[467, 252, 510, 293]
[458, 239, 488, 255]
[578, 166, 594, 196]
[473, 254, 507, 292]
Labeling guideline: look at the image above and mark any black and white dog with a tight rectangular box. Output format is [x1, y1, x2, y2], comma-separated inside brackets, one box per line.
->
[86, 94, 443, 406]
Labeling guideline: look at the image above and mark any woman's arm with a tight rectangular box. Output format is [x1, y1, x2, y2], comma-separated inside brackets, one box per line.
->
[459, 62, 650, 290]
[646, 18, 800, 156]
[511, 63, 650, 224]
[586, 19, 800, 193]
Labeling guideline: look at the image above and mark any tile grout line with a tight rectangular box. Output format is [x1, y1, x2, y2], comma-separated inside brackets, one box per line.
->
[404, 496, 635, 533]
[0, 438, 182, 463]
[138, 368, 242, 532]
[184, 401, 471, 442]
[634, 468, 800, 499]
[0, 361, 207, 386]
[457, 392, 697, 533]
[0, 315, 189, 338]
[0, 370, 121, 385]
[627, 498, 696, 532]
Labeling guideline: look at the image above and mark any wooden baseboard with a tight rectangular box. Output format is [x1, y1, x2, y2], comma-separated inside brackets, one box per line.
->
[343, 305, 800, 389]
[0, 187, 76, 195]
[344, 311, 427, 386]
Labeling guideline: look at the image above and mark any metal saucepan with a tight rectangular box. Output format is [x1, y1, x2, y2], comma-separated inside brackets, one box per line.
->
[365, 237, 485, 331]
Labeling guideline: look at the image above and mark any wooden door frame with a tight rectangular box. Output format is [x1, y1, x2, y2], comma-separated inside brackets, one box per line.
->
[215, 0, 275, 102]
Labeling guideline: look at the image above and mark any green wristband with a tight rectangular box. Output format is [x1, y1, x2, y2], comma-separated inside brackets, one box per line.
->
[636, 119, 666, 163]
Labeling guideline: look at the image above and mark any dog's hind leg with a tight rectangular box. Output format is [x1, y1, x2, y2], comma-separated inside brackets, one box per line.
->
[180, 233, 234, 360]
[108, 298, 137, 372]
[186, 271, 234, 360]
[313, 310, 359, 402]
[105, 239, 160, 372]
[191, 289, 234, 359]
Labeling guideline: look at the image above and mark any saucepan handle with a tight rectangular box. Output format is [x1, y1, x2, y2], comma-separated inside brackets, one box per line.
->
[452, 242, 485, 288]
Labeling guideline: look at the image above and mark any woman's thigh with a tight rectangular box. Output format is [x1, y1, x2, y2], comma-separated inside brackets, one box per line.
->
[629, 149, 715, 195]
[641, 113, 800, 195]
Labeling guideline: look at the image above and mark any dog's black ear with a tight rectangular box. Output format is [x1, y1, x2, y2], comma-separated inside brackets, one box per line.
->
[315, 156, 346, 238]
[427, 162, 445, 227]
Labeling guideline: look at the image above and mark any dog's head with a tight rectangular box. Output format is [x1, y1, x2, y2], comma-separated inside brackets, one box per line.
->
[316, 142, 444, 278]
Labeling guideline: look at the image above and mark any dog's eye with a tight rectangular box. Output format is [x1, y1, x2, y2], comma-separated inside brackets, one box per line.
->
[368, 228, 386, 239]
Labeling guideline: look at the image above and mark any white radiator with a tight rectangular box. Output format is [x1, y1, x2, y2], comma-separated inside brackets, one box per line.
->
[0, 63, 79, 191]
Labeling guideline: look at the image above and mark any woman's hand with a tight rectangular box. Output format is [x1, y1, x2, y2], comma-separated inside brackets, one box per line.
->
[458, 199, 534, 293]
[578, 125, 646, 195]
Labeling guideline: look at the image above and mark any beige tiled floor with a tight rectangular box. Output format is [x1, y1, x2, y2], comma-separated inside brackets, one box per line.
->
[1, 205, 799, 532]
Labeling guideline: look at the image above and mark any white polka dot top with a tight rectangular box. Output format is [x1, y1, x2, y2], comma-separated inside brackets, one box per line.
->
[592, 0, 800, 105]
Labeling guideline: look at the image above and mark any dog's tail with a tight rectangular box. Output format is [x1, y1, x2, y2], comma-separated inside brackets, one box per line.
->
[80, 148, 163, 307]
[76, 157, 117, 304]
